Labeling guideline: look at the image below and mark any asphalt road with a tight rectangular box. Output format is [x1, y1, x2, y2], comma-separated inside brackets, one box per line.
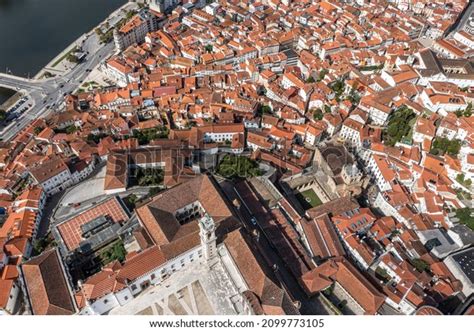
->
[0, 2, 141, 142]
[216, 177, 333, 315]
[449, 0, 474, 36]
[0, 32, 114, 141]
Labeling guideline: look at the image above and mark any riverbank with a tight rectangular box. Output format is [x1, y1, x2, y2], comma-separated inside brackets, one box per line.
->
[0, 0, 127, 77]
[35, 1, 138, 80]
[0, 1, 137, 109]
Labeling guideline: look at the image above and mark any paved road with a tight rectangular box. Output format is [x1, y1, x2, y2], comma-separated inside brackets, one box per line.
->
[0, 33, 114, 141]
[448, 1, 474, 36]
[0, 1, 141, 142]
[216, 177, 332, 315]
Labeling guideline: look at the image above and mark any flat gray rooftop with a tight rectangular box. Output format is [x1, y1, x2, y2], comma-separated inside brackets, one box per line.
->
[451, 247, 474, 283]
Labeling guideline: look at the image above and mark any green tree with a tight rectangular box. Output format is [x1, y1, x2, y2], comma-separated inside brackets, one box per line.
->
[34, 126, 44, 135]
[323, 283, 335, 296]
[464, 103, 472, 117]
[347, 87, 361, 105]
[66, 53, 79, 63]
[317, 69, 328, 82]
[455, 103, 472, 117]
[125, 193, 139, 209]
[258, 105, 272, 116]
[87, 133, 108, 144]
[136, 168, 164, 186]
[383, 106, 416, 146]
[338, 299, 348, 310]
[455, 208, 474, 230]
[217, 155, 262, 179]
[32, 233, 56, 256]
[312, 108, 323, 120]
[330, 78, 346, 100]
[126, 10, 137, 19]
[66, 125, 78, 134]
[145, 186, 163, 199]
[375, 266, 391, 283]
[430, 137, 461, 156]
[100, 241, 127, 264]
[411, 258, 430, 273]
[133, 126, 169, 145]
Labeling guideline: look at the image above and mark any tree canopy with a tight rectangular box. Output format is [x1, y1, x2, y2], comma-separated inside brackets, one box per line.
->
[383, 106, 416, 146]
[100, 240, 127, 265]
[430, 137, 461, 156]
[312, 108, 324, 121]
[411, 258, 430, 273]
[133, 126, 169, 145]
[135, 168, 164, 186]
[217, 155, 262, 179]
[455, 208, 474, 231]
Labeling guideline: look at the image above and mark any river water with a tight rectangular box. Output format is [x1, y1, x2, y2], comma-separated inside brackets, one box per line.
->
[0, 0, 125, 104]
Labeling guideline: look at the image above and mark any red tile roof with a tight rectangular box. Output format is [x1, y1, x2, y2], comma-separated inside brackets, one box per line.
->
[136, 175, 236, 258]
[57, 197, 129, 251]
[22, 249, 76, 315]
[301, 257, 386, 314]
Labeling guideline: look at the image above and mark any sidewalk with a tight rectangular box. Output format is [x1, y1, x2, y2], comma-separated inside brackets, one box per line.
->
[35, 1, 138, 80]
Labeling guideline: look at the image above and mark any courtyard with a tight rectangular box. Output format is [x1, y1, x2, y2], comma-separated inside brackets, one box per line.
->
[109, 259, 243, 315]
[296, 188, 323, 210]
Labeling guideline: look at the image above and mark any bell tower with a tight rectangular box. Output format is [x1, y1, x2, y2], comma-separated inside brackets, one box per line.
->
[198, 214, 218, 267]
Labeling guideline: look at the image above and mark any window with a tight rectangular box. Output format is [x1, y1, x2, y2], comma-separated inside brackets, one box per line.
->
[151, 273, 156, 280]
[131, 284, 137, 291]
[124, 296, 129, 300]
[104, 299, 109, 304]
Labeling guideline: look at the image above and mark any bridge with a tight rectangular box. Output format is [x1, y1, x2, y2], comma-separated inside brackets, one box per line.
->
[0, 73, 46, 92]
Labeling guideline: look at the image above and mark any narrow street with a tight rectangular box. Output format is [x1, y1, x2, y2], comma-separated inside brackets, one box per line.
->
[216, 177, 333, 315]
